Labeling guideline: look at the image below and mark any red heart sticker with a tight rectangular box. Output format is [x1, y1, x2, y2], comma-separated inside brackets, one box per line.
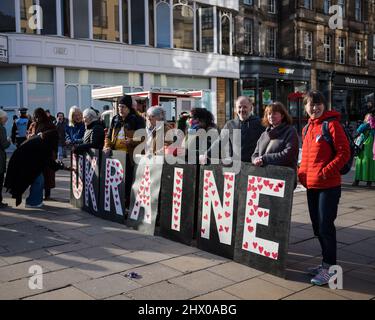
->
[227, 184, 232, 190]
[218, 214, 222, 220]
[203, 214, 208, 220]
[174, 208, 178, 214]
[174, 224, 178, 229]
[249, 177, 255, 184]
[177, 172, 183, 179]
[248, 199, 253, 206]
[205, 172, 211, 178]
[214, 201, 219, 207]
[251, 193, 257, 199]
[258, 185, 263, 191]
[211, 190, 216, 196]
[269, 183, 274, 189]
[176, 179, 181, 185]
[225, 192, 231, 198]
[249, 209, 255, 216]
[201, 228, 205, 235]
[248, 226, 254, 233]
[225, 226, 229, 233]
[272, 252, 278, 259]
[246, 217, 251, 224]
[174, 215, 178, 221]
[225, 201, 230, 207]
[253, 242, 258, 249]
[219, 225, 224, 232]
[264, 251, 270, 257]
[225, 211, 231, 218]
[259, 246, 264, 254]
[204, 201, 208, 207]
[243, 242, 249, 249]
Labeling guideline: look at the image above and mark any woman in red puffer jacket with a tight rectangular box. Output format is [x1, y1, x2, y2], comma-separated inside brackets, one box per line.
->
[298, 90, 350, 286]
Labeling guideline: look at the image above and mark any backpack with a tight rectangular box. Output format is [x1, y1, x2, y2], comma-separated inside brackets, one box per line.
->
[303, 117, 357, 175]
[15, 118, 29, 138]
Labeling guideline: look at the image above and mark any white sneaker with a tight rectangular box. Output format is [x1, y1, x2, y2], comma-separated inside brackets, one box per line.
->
[25, 203, 43, 208]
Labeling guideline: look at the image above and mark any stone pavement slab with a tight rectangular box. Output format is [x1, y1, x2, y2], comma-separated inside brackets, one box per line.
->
[24, 286, 94, 300]
[123, 263, 183, 286]
[283, 286, 348, 300]
[74, 274, 141, 299]
[169, 270, 234, 296]
[126, 281, 196, 300]
[223, 278, 294, 300]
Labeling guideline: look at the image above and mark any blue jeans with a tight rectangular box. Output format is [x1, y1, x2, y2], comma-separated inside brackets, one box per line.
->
[26, 174, 44, 206]
[57, 146, 64, 160]
[307, 186, 341, 266]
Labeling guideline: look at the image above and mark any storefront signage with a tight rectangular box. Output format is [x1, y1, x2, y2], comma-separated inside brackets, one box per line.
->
[278, 68, 295, 75]
[0, 36, 8, 63]
[344, 77, 368, 86]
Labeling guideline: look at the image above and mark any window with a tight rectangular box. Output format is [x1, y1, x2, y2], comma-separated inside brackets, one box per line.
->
[243, 0, 253, 5]
[304, 0, 312, 9]
[304, 31, 313, 60]
[122, 0, 128, 43]
[355, 41, 362, 66]
[324, 35, 331, 62]
[244, 18, 253, 54]
[338, 37, 345, 64]
[93, 0, 120, 41]
[73, 0, 89, 38]
[173, 0, 194, 50]
[21, 0, 37, 34]
[323, 0, 331, 14]
[27, 66, 55, 112]
[197, 5, 214, 53]
[268, 0, 276, 13]
[0, 0, 16, 32]
[156, 0, 171, 48]
[62, 0, 71, 37]
[355, 0, 362, 21]
[266, 27, 276, 57]
[338, 0, 345, 18]
[221, 14, 230, 55]
[131, 0, 145, 44]
[40, 0, 57, 35]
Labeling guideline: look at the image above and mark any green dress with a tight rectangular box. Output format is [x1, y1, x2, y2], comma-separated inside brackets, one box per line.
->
[355, 123, 375, 182]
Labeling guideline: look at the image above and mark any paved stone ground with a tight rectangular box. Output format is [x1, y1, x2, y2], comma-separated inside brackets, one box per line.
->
[0, 166, 374, 300]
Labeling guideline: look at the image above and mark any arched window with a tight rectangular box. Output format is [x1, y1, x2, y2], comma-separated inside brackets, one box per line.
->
[173, 0, 194, 50]
[156, 0, 171, 48]
[221, 14, 230, 55]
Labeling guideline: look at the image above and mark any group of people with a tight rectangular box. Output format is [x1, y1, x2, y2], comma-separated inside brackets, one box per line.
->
[0, 89, 368, 288]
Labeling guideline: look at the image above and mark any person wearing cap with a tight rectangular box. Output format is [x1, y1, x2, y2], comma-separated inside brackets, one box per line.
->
[0, 110, 11, 208]
[11, 108, 32, 148]
[104, 94, 146, 208]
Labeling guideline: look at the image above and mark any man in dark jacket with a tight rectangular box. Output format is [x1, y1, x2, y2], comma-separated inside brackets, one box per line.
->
[202, 96, 264, 165]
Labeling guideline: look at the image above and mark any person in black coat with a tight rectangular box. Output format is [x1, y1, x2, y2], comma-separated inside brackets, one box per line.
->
[4, 129, 65, 206]
[73, 108, 105, 154]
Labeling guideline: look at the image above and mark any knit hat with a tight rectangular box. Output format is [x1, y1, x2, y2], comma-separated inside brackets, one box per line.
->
[118, 95, 133, 108]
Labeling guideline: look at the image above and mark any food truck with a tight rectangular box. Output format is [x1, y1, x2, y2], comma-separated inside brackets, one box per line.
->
[91, 85, 205, 128]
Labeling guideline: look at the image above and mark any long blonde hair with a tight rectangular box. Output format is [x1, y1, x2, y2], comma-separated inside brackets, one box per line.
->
[68, 106, 82, 126]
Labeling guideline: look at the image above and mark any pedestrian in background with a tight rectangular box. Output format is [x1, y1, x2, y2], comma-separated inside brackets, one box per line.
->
[55, 112, 68, 160]
[65, 106, 85, 148]
[298, 90, 350, 286]
[353, 113, 375, 187]
[11, 108, 31, 148]
[27, 108, 57, 201]
[0, 110, 11, 208]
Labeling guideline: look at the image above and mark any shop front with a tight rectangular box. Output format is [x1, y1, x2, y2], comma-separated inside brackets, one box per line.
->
[240, 57, 311, 133]
[331, 73, 375, 123]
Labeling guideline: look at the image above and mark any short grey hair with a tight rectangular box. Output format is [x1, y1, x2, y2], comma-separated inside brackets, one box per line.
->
[147, 106, 165, 121]
[82, 108, 99, 124]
